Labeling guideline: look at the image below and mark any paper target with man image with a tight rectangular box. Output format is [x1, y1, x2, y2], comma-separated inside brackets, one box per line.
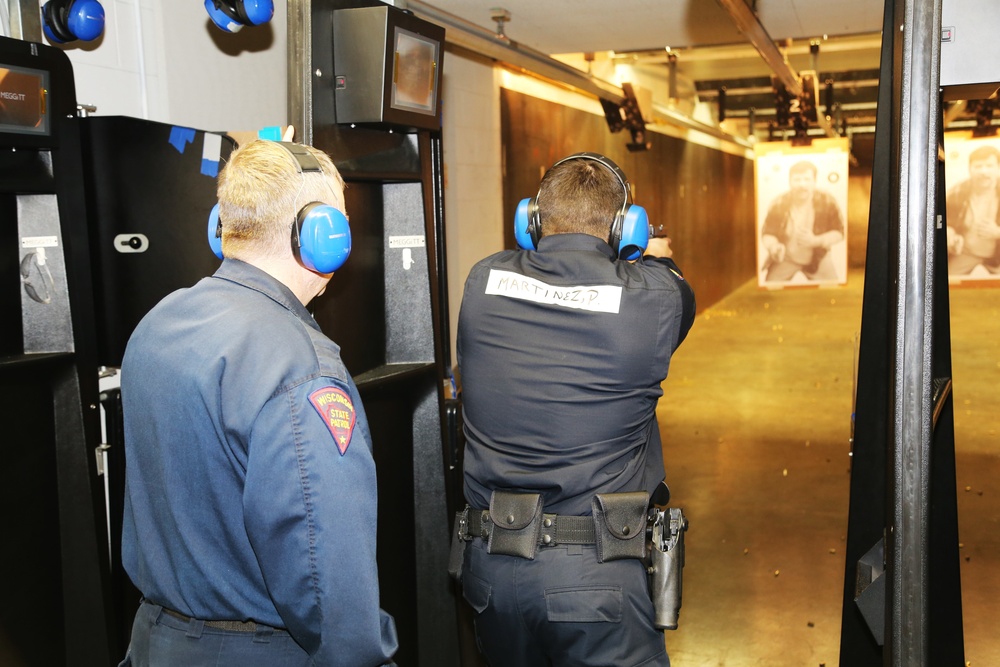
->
[944, 132, 1000, 283]
[754, 140, 849, 288]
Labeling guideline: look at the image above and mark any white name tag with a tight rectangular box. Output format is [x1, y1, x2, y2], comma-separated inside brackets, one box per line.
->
[484, 269, 622, 314]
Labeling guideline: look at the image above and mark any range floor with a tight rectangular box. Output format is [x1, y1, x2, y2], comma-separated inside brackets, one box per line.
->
[660, 268, 999, 667]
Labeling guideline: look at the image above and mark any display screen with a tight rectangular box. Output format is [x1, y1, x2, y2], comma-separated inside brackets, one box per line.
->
[390, 28, 438, 116]
[0, 65, 50, 136]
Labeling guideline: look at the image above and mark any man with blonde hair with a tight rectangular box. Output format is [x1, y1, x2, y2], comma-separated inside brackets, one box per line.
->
[118, 139, 398, 666]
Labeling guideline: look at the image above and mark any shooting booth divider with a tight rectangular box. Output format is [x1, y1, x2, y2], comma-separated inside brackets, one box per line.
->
[79, 115, 239, 655]
[1, 36, 243, 662]
[289, 1, 463, 665]
[838, 0, 970, 664]
[0, 35, 116, 665]
[3, 3, 461, 662]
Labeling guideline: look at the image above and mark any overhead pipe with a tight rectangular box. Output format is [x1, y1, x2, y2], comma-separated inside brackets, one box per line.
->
[5, 0, 41, 41]
[652, 101, 752, 147]
[943, 100, 967, 127]
[404, 0, 625, 104]
[667, 51, 678, 100]
[716, 0, 802, 95]
[403, 0, 749, 148]
[715, 0, 838, 139]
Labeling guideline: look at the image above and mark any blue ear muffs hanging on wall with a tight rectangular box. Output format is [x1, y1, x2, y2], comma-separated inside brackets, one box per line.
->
[209, 142, 351, 274]
[41, 0, 105, 44]
[514, 152, 651, 261]
[204, 0, 274, 33]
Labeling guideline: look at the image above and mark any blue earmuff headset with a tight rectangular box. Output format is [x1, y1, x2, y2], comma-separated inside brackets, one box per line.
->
[204, 0, 274, 33]
[41, 0, 105, 44]
[514, 152, 650, 261]
[209, 142, 352, 274]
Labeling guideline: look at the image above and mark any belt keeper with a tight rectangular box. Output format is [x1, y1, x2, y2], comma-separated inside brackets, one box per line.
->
[541, 514, 556, 546]
[479, 510, 491, 539]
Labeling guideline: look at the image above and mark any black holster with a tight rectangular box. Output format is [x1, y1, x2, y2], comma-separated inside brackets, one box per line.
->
[448, 508, 469, 583]
[647, 507, 687, 630]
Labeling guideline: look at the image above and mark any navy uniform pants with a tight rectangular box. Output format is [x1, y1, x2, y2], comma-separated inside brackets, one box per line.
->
[119, 601, 310, 667]
[461, 537, 670, 667]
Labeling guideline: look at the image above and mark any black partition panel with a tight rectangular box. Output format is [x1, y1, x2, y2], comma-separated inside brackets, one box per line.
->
[839, 0, 965, 664]
[313, 179, 388, 375]
[72, 115, 239, 658]
[0, 193, 19, 356]
[0, 380, 63, 666]
[305, 133, 457, 664]
[293, 3, 461, 664]
[0, 36, 115, 666]
[80, 116, 235, 367]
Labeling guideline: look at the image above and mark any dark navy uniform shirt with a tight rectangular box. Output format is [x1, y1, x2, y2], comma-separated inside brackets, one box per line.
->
[458, 233, 695, 517]
[121, 258, 397, 666]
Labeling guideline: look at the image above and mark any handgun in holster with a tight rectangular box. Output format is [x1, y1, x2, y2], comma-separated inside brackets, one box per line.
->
[647, 506, 687, 630]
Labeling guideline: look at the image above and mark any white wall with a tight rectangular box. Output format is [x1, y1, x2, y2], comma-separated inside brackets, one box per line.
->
[43, 0, 286, 133]
[439, 49, 504, 368]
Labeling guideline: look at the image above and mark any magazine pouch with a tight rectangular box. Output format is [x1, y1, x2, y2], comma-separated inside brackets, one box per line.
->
[592, 491, 650, 563]
[486, 491, 543, 559]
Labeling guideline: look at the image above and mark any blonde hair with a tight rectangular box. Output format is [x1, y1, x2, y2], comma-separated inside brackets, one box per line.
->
[216, 140, 345, 260]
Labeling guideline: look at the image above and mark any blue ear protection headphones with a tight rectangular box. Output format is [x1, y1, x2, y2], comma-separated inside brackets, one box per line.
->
[209, 142, 352, 274]
[41, 0, 105, 44]
[514, 152, 650, 261]
[204, 0, 274, 33]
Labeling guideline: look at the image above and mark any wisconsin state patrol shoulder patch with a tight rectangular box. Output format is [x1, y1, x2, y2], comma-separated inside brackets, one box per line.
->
[308, 386, 357, 456]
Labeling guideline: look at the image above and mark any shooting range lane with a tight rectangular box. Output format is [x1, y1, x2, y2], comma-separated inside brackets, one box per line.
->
[657, 268, 1000, 667]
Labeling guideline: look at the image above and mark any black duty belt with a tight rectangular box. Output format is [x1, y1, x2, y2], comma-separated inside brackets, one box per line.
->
[160, 606, 286, 633]
[466, 508, 596, 546]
